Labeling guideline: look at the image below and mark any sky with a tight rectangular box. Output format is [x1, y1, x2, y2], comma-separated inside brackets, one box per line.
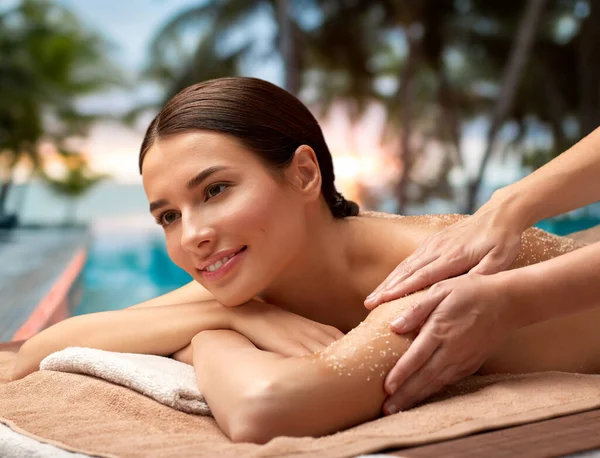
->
[16, 0, 525, 197]
[37, 0, 412, 196]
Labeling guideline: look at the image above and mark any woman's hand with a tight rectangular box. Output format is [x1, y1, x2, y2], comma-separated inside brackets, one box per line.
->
[382, 272, 519, 413]
[229, 299, 345, 357]
[364, 202, 524, 310]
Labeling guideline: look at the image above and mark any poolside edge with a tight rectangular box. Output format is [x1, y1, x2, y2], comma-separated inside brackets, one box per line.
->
[12, 248, 87, 341]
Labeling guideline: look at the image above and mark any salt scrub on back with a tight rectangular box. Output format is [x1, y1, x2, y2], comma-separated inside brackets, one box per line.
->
[514, 227, 583, 267]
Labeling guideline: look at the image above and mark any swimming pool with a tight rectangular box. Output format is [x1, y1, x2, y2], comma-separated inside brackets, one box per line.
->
[73, 226, 191, 316]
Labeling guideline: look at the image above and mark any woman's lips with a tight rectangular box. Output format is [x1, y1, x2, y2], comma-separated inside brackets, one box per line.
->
[199, 246, 247, 281]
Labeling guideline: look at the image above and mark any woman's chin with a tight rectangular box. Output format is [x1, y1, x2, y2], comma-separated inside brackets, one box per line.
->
[213, 291, 255, 308]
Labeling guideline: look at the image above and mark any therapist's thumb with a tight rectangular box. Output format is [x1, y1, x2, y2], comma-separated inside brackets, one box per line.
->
[469, 250, 507, 275]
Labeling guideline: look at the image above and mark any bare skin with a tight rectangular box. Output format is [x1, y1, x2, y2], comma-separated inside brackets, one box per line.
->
[138, 130, 600, 442]
[188, 210, 600, 442]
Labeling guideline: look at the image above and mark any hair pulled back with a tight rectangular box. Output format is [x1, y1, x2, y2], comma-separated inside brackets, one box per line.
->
[139, 77, 359, 219]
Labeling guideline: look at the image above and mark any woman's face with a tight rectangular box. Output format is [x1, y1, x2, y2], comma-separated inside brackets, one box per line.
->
[142, 131, 307, 306]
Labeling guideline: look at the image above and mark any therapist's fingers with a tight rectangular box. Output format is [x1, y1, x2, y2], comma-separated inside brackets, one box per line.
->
[364, 251, 439, 309]
[390, 282, 451, 333]
[383, 348, 450, 413]
[366, 242, 431, 298]
[387, 357, 480, 413]
[375, 255, 462, 311]
[469, 248, 510, 275]
[384, 326, 441, 395]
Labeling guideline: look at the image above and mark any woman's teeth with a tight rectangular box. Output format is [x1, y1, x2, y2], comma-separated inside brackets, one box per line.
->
[206, 253, 236, 272]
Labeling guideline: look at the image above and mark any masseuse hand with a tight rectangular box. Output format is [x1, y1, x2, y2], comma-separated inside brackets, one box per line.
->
[363, 202, 525, 413]
[364, 204, 524, 310]
[230, 299, 345, 357]
[382, 272, 518, 412]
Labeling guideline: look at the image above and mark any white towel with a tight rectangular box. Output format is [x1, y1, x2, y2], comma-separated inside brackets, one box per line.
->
[40, 347, 212, 416]
[0, 423, 94, 458]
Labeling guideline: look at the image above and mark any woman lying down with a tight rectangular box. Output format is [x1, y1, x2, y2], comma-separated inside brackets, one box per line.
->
[12, 77, 600, 444]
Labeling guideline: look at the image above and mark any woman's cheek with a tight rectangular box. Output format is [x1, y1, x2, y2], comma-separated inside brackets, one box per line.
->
[164, 233, 189, 273]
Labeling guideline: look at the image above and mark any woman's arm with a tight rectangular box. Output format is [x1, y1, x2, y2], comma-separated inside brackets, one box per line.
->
[11, 300, 231, 380]
[127, 280, 214, 309]
[12, 298, 343, 380]
[191, 293, 422, 443]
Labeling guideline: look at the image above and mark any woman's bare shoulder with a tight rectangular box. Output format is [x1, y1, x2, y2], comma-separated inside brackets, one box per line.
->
[357, 210, 467, 237]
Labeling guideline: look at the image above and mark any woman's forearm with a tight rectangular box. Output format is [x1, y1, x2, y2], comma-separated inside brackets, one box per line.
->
[504, 241, 600, 328]
[489, 126, 600, 231]
[11, 301, 231, 380]
[192, 294, 421, 443]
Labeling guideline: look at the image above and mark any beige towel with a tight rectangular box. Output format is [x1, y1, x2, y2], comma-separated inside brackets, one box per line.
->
[40, 347, 210, 416]
[1, 350, 600, 458]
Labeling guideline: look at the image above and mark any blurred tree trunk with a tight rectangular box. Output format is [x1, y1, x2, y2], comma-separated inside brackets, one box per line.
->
[396, 26, 421, 214]
[63, 198, 78, 227]
[0, 179, 12, 215]
[276, 0, 299, 94]
[465, 0, 547, 213]
[576, 2, 600, 138]
[437, 71, 463, 168]
[539, 60, 569, 151]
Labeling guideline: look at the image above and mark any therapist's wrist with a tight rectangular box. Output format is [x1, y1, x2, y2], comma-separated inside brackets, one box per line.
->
[499, 265, 549, 329]
[489, 270, 526, 332]
[486, 187, 539, 233]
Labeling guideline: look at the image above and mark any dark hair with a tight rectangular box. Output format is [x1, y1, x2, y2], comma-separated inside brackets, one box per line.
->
[139, 77, 359, 219]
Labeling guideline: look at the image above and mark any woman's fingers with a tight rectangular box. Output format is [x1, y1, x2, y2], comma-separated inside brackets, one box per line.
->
[287, 344, 313, 357]
[325, 325, 346, 341]
[301, 338, 327, 354]
[312, 327, 341, 347]
[383, 325, 440, 395]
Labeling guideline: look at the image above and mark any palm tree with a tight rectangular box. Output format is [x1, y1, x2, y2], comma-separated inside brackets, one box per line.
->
[0, 0, 122, 223]
[142, 0, 305, 106]
[142, 0, 600, 215]
[464, 0, 548, 213]
[40, 150, 108, 226]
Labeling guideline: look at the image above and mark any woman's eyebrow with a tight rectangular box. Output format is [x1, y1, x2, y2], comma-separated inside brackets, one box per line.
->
[186, 165, 230, 190]
[149, 199, 168, 213]
[149, 165, 231, 213]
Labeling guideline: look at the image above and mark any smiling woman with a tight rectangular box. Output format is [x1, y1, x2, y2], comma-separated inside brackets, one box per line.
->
[132, 77, 600, 442]
[13, 76, 600, 443]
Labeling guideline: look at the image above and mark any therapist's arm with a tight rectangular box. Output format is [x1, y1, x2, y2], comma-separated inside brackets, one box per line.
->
[507, 241, 600, 327]
[381, 240, 600, 413]
[493, 125, 600, 231]
[366, 125, 600, 308]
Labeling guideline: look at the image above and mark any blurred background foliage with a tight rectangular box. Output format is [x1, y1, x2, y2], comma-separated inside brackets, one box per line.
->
[0, 0, 122, 225]
[1, 0, 599, 227]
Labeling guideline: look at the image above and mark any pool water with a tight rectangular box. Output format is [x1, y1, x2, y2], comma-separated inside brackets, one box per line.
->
[535, 216, 600, 236]
[73, 228, 191, 316]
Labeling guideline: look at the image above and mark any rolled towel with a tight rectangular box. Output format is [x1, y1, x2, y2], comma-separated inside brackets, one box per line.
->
[40, 347, 211, 416]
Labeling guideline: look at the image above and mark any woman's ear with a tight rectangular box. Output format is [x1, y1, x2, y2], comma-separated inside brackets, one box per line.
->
[287, 145, 321, 201]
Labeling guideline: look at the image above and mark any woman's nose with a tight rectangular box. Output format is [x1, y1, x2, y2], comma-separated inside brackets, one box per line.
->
[180, 212, 216, 254]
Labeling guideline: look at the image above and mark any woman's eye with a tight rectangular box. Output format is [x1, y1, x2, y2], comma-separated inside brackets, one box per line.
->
[205, 183, 228, 200]
[157, 211, 180, 227]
